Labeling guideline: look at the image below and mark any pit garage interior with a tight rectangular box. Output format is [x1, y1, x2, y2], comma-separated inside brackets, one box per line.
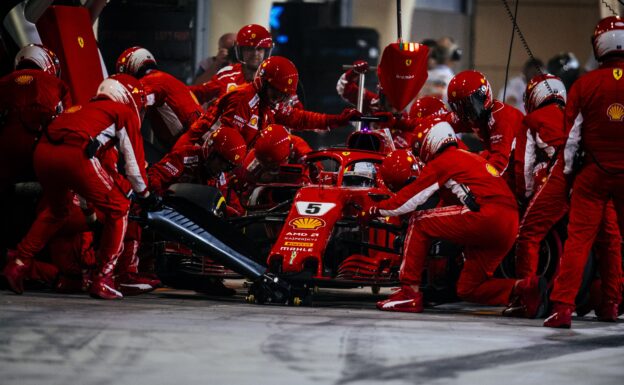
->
[1, 1, 624, 384]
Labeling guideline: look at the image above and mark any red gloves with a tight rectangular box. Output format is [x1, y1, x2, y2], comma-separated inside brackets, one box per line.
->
[327, 108, 362, 129]
[352, 60, 370, 75]
[356, 206, 380, 226]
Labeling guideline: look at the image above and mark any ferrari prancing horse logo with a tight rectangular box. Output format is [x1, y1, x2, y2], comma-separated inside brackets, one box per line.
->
[614, 68, 622, 81]
[78, 36, 84, 48]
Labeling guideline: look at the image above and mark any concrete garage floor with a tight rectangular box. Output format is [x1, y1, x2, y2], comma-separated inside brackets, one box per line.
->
[1, 284, 623, 385]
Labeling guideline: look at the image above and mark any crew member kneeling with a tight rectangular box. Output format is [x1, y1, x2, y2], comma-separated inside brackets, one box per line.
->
[363, 118, 546, 316]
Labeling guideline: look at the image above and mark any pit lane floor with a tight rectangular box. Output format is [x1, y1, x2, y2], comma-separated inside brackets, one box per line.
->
[1, 283, 623, 385]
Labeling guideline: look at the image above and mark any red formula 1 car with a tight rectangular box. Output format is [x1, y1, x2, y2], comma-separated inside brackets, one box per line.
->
[149, 130, 565, 306]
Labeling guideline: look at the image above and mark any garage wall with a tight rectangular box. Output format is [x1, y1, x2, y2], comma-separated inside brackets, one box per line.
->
[203, 0, 274, 57]
[473, 0, 599, 93]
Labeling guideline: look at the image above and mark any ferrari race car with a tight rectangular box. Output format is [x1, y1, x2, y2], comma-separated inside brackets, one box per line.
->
[142, 127, 569, 307]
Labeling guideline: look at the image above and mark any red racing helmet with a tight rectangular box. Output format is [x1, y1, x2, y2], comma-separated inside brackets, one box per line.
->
[202, 126, 247, 168]
[14, 44, 61, 77]
[95, 74, 147, 118]
[409, 96, 448, 119]
[254, 124, 292, 167]
[380, 149, 423, 192]
[592, 16, 624, 61]
[524, 74, 567, 113]
[253, 56, 299, 95]
[235, 24, 273, 64]
[447, 70, 493, 123]
[116, 46, 157, 78]
[419, 118, 458, 162]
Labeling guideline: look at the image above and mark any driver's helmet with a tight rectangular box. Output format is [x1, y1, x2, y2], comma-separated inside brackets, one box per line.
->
[342, 161, 377, 187]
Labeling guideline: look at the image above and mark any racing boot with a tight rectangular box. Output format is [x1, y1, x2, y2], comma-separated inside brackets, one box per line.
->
[502, 296, 525, 318]
[2, 250, 32, 294]
[89, 273, 123, 300]
[543, 302, 574, 328]
[115, 272, 161, 296]
[515, 276, 548, 318]
[376, 285, 424, 313]
[595, 300, 619, 322]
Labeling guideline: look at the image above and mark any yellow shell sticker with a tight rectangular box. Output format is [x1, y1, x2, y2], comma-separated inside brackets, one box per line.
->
[289, 217, 326, 230]
[15, 75, 33, 85]
[407, 156, 413, 162]
[485, 163, 500, 177]
[405, 59, 412, 66]
[613, 68, 622, 81]
[480, 78, 485, 84]
[65, 105, 83, 114]
[226, 83, 237, 93]
[249, 116, 258, 127]
[78, 36, 84, 48]
[607, 103, 624, 121]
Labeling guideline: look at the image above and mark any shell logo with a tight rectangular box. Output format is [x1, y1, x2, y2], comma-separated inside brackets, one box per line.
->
[15, 75, 33, 85]
[480, 78, 485, 84]
[65, 105, 82, 114]
[289, 217, 326, 230]
[407, 156, 413, 162]
[614, 68, 622, 81]
[405, 59, 412, 66]
[607, 103, 624, 121]
[78, 36, 84, 48]
[485, 163, 500, 177]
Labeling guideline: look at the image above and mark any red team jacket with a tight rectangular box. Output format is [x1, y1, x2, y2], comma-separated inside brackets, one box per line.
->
[521, 104, 566, 197]
[563, 60, 624, 175]
[147, 145, 222, 195]
[0, 69, 71, 133]
[179, 83, 335, 146]
[142, 70, 203, 147]
[46, 100, 149, 196]
[189, 63, 246, 106]
[377, 147, 517, 217]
